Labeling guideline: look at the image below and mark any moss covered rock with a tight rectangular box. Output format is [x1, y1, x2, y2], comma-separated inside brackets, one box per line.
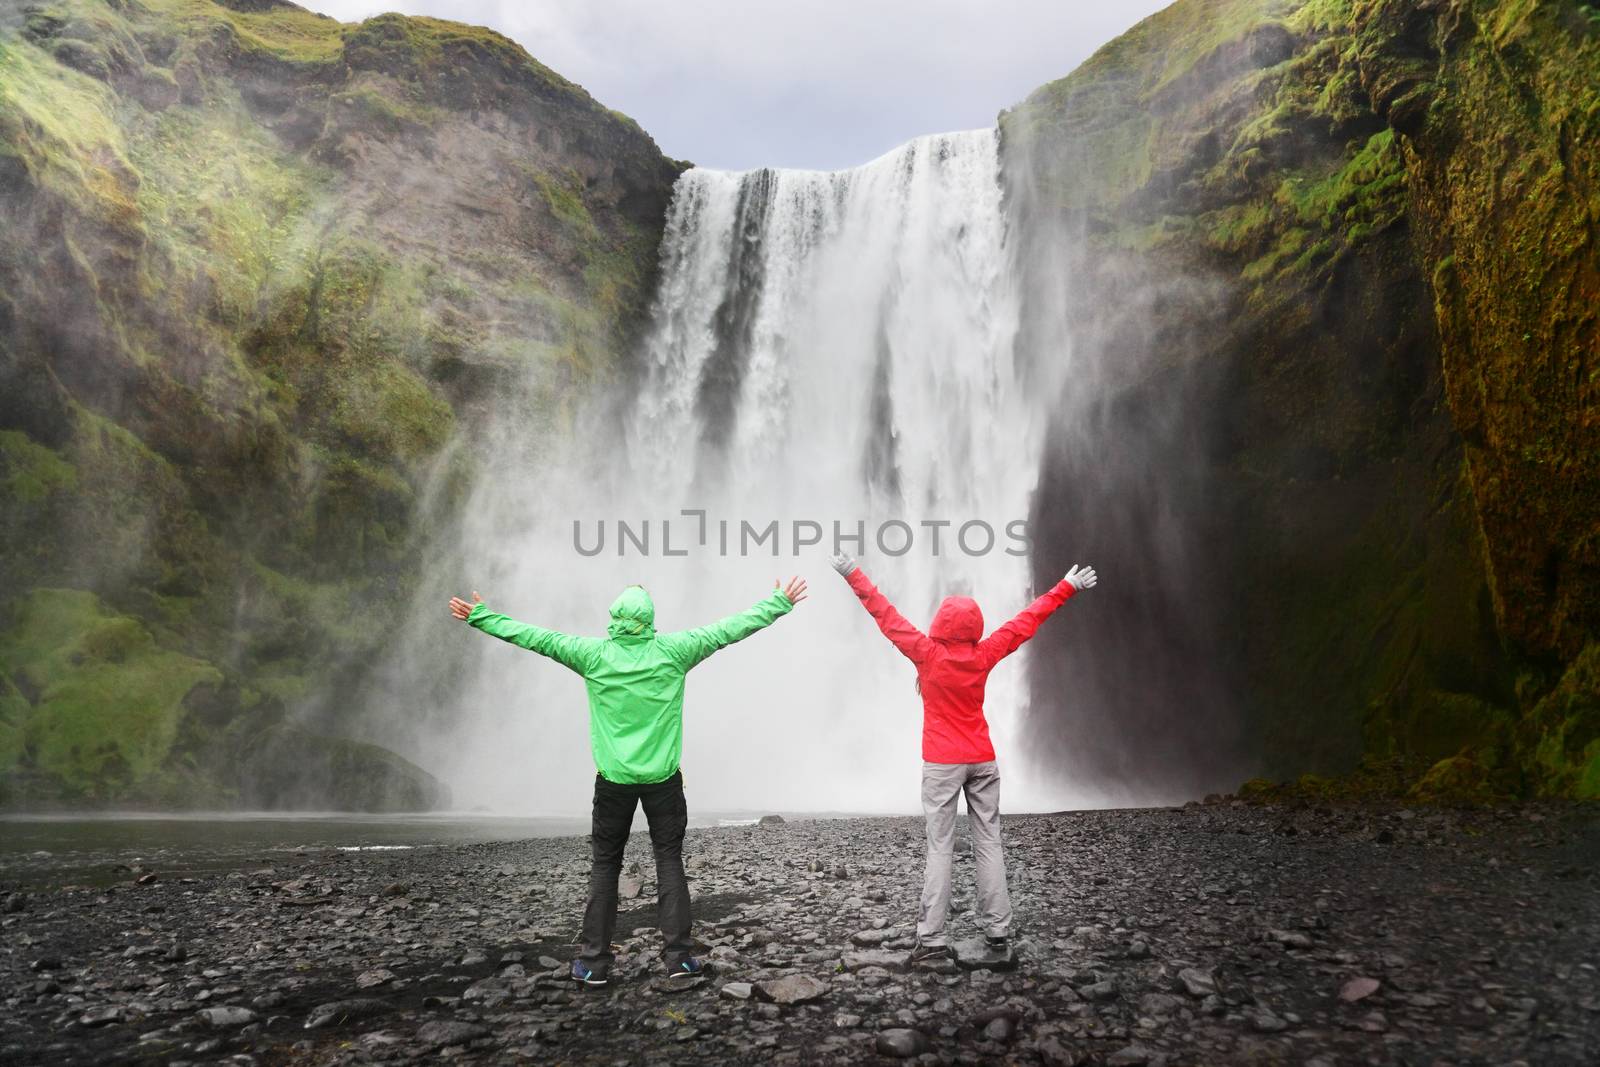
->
[1006, 0, 1598, 801]
[0, 0, 683, 807]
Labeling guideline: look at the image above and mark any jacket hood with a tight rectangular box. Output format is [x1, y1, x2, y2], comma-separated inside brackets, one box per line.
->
[929, 595, 983, 643]
[607, 585, 656, 639]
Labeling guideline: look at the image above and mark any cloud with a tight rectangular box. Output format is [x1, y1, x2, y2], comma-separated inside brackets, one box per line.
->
[303, 0, 1169, 170]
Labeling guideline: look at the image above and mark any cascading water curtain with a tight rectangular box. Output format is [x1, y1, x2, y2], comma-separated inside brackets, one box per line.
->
[380, 128, 1090, 814]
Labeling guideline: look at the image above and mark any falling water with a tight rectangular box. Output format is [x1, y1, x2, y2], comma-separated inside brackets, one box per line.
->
[377, 129, 1097, 814]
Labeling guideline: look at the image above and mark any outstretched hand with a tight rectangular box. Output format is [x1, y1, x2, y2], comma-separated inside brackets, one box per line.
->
[1064, 565, 1098, 592]
[448, 592, 483, 621]
[777, 576, 809, 606]
[827, 552, 857, 577]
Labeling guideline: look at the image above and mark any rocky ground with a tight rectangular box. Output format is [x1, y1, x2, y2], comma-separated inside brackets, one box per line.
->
[2, 802, 1597, 1066]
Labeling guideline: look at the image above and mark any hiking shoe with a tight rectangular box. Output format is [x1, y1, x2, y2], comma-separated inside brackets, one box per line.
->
[985, 935, 1009, 953]
[570, 960, 608, 986]
[666, 957, 708, 979]
[909, 941, 952, 964]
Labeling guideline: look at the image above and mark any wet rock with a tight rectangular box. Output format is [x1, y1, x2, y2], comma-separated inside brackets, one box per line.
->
[849, 928, 895, 946]
[1268, 928, 1313, 949]
[1106, 1044, 1155, 1066]
[1138, 992, 1183, 1017]
[875, 1028, 928, 1057]
[2, 893, 26, 914]
[754, 974, 830, 1004]
[304, 998, 391, 1029]
[1340, 976, 1380, 1002]
[354, 967, 394, 989]
[842, 949, 909, 971]
[1037, 1037, 1088, 1066]
[1249, 1009, 1289, 1032]
[28, 958, 61, 972]
[78, 1005, 124, 1027]
[651, 975, 707, 993]
[416, 1020, 490, 1049]
[952, 937, 1018, 972]
[196, 1006, 257, 1028]
[1177, 967, 1217, 997]
[758, 814, 786, 826]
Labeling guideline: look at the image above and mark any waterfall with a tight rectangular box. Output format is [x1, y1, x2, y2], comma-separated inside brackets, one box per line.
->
[386, 128, 1096, 814]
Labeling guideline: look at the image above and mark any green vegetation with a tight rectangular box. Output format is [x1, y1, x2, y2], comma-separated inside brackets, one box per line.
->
[1005, 0, 1600, 803]
[0, 589, 220, 803]
[0, 0, 679, 807]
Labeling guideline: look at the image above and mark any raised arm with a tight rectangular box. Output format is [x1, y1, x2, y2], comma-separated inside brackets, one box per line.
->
[450, 592, 600, 676]
[658, 577, 807, 671]
[831, 555, 935, 665]
[976, 564, 1097, 668]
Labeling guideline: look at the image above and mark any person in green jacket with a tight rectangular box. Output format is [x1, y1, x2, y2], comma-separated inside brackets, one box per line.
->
[449, 577, 808, 986]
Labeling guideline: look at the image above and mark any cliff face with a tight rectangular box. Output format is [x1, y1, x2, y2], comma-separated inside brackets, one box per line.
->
[1004, 0, 1599, 800]
[0, 0, 683, 807]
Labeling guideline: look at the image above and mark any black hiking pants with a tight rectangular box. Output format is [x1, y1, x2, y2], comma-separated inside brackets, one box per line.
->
[577, 770, 692, 970]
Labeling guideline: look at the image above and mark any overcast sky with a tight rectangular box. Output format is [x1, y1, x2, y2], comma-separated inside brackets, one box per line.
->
[304, 0, 1169, 171]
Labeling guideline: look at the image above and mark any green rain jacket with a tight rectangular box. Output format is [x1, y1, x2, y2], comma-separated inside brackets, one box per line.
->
[467, 585, 793, 784]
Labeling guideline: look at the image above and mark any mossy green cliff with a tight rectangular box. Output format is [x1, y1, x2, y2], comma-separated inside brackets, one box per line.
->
[0, 0, 683, 807]
[1006, 0, 1599, 801]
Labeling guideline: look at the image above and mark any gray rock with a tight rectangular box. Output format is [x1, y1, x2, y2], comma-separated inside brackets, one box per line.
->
[196, 1006, 257, 1028]
[2, 893, 26, 914]
[876, 1028, 928, 1057]
[758, 814, 786, 826]
[1106, 1044, 1155, 1066]
[1037, 1037, 1088, 1066]
[842, 949, 910, 971]
[1138, 992, 1184, 1017]
[79, 1005, 124, 1027]
[416, 1020, 489, 1049]
[1340, 976, 1381, 1002]
[1177, 967, 1217, 997]
[1249, 1009, 1289, 1032]
[983, 1015, 1017, 1041]
[304, 998, 391, 1030]
[953, 937, 1018, 972]
[652, 975, 707, 993]
[754, 974, 830, 1004]
[1268, 928, 1313, 949]
[354, 967, 394, 989]
[1080, 979, 1118, 1001]
[719, 981, 754, 1000]
[850, 928, 894, 946]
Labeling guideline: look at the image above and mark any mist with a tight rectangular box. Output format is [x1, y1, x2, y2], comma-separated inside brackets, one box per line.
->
[355, 128, 1139, 814]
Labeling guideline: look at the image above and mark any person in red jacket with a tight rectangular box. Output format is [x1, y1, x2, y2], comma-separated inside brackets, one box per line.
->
[829, 552, 1097, 961]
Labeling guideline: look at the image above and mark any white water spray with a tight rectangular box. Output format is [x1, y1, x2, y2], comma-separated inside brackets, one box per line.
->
[381, 129, 1095, 814]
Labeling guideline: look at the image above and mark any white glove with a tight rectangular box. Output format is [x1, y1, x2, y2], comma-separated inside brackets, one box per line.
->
[1065, 564, 1097, 591]
[828, 552, 858, 576]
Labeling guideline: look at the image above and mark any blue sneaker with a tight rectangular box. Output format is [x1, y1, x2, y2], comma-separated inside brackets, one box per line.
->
[666, 957, 708, 979]
[570, 960, 608, 986]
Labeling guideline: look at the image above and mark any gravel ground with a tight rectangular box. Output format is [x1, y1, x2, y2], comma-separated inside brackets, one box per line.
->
[2, 801, 1597, 1065]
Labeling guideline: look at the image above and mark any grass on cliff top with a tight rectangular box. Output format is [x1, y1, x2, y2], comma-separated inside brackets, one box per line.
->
[1022, 0, 1301, 111]
[141, 0, 345, 63]
[0, 589, 220, 798]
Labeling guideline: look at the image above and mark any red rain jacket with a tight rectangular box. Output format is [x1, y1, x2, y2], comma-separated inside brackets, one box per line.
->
[845, 567, 1076, 764]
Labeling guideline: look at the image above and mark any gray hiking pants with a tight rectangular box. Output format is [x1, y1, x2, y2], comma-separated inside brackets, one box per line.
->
[918, 760, 1011, 945]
